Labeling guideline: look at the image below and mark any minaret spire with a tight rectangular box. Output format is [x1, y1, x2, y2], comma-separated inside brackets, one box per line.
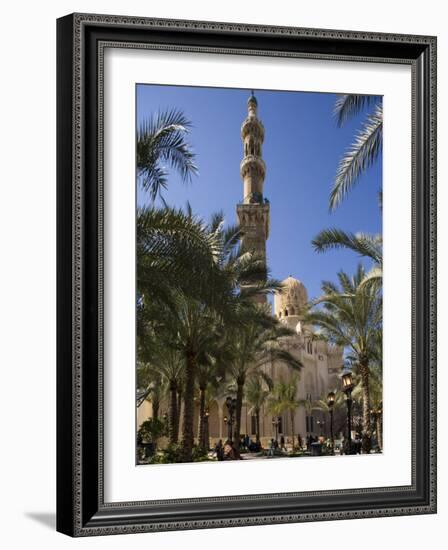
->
[236, 91, 270, 304]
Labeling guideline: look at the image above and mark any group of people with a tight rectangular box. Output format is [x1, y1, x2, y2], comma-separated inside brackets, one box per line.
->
[213, 435, 264, 461]
[213, 433, 346, 460]
[239, 434, 262, 452]
[214, 439, 240, 461]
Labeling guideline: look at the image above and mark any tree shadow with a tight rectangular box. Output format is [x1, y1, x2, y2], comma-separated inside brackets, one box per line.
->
[25, 512, 56, 530]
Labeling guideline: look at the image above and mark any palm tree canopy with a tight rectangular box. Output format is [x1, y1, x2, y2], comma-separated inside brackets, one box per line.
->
[306, 264, 382, 361]
[227, 322, 303, 385]
[137, 109, 198, 201]
[267, 376, 301, 417]
[136, 362, 167, 409]
[245, 375, 270, 415]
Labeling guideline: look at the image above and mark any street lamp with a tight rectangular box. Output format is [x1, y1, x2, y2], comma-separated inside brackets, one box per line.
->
[203, 408, 210, 450]
[327, 391, 336, 454]
[223, 415, 229, 441]
[341, 367, 354, 454]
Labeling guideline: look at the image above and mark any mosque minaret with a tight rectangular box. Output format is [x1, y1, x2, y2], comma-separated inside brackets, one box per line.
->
[236, 92, 270, 304]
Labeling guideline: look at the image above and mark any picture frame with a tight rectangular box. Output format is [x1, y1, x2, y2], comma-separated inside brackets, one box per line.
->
[56, 13, 437, 536]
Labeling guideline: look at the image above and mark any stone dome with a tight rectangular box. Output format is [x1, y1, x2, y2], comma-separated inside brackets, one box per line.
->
[274, 276, 308, 319]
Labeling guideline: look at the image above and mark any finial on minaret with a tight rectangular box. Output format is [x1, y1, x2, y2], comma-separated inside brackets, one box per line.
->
[248, 90, 258, 114]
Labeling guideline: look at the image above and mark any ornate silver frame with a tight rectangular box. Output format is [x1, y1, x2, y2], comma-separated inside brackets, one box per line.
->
[57, 13, 437, 536]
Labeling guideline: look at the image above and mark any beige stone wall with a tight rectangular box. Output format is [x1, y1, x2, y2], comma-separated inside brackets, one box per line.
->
[137, 399, 152, 429]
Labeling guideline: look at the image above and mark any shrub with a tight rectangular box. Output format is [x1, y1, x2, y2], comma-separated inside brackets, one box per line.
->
[137, 417, 167, 444]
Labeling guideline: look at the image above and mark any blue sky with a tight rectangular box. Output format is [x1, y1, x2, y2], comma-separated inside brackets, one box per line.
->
[136, 84, 382, 301]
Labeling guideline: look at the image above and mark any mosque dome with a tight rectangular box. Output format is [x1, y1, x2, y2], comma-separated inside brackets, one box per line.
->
[274, 276, 308, 319]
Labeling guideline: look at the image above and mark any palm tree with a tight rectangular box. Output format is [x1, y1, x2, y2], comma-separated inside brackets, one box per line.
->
[149, 213, 283, 462]
[227, 323, 303, 451]
[305, 265, 382, 452]
[353, 366, 383, 450]
[330, 95, 382, 211]
[245, 375, 270, 443]
[137, 342, 184, 444]
[169, 295, 223, 461]
[267, 375, 301, 450]
[136, 362, 166, 422]
[137, 109, 198, 202]
[196, 350, 227, 451]
[312, 228, 382, 287]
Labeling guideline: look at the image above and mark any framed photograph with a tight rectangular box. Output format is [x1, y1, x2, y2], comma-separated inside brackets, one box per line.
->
[57, 13, 437, 536]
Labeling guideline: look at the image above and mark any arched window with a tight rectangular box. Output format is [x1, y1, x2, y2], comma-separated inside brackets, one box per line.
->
[307, 340, 313, 354]
[284, 309, 288, 317]
[290, 307, 295, 315]
[278, 311, 282, 318]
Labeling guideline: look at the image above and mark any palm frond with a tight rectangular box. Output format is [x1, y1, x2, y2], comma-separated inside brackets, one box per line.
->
[330, 105, 383, 211]
[137, 108, 198, 201]
[358, 266, 383, 290]
[312, 228, 383, 265]
[334, 94, 377, 127]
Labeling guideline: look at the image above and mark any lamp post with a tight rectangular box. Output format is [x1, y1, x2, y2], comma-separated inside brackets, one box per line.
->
[225, 396, 237, 443]
[224, 415, 229, 441]
[341, 368, 354, 455]
[327, 391, 335, 454]
[204, 408, 210, 450]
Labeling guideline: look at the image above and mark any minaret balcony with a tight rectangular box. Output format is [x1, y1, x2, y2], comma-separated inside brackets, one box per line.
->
[241, 118, 265, 140]
[240, 155, 266, 179]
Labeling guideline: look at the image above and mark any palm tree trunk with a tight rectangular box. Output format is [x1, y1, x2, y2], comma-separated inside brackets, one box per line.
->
[255, 409, 260, 443]
[359, 360, 372, 453]
[234, 379, 245, 451]
[152, 397, 159, 422]
[198, 386, 206, 450]
[205, 417, 210, 450]
[175, 388, 182, 442]
[169, 382, 178, 444]
[376, 415, 382, 450]
[181, 350, 196, 462]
